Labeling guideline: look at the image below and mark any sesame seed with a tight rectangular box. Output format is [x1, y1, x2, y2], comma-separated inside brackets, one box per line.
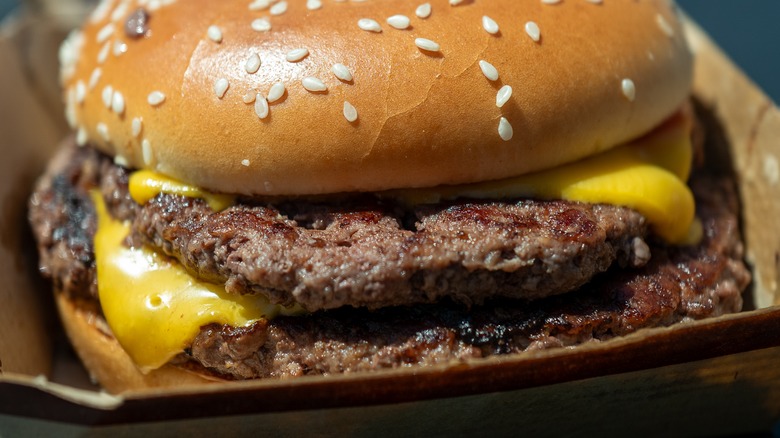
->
[267, 82, 286, 103]
[286, 48, 310, 62]
[102, 85, 114, 109]
[132, 117, 143, 138]
[498, 117, 513, 141]
[415, 38, 440, 52]
[111, 90, 125, 115]
[97, 122, 110, 141]
[270, 1, 287, 15]
[148, 91, 166, 107]
[113, 40, 128, 57]
[89, 0, 112, 23]
[243, 91, 257, 103]
[242, 159, 251, 167]
[302, 77, 327, 92]
[656, 14, 674, 37]
[306, 0, 322, 10]
[496, 85, 512, 108]
[58, 30, 83, 82]
[76, 127, 88, 146]
[332, 63, 353, 82]
[251, 18, 271, 32]
[65, 88, 77, 128]
[343, 101, 358, 122]
[75, 81, 86, 104]
[89, 68, 102, 90]
[147, 0, 171, 12]
[586, 0, 602, 3]
[387, 15, 411, 30]
[621, 78, 636, 102]
[207, 25, 223, 43]
[142, 139, 153, 165]
[249, 0, 270, 11]
[245, 53, 262, 74]
[254, 94, 270, 119]
[358, 18, 382, 32]
[525, 21, 541, 42]
[416, 3, 431, 18]
[97, 41, 110, 64]
[449, 0, 465, 5]
[482, 16, 499, 35]
[214, 78, 230, 99]
[541, 0, 561, 4]
[96, 23, 115, 44]
[479, 60, 499, 81]
[111, 2, 129, 22]
[114, 155, 129, 167]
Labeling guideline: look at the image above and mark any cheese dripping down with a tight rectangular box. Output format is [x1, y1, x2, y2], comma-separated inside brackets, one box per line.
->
[384, 110, 698, 244]
[92, 193, 302, 372]
[107, 109, 696, 370]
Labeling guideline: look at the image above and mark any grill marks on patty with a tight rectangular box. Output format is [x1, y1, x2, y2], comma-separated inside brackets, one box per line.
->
[28, 145, 100, 301]
[126, 165, 649, 311]
[30, 143, 650, 311]
[184, 176, 747, 379]
[29, 142, 749, 379]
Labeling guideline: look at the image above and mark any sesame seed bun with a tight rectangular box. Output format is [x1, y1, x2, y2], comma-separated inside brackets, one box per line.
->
[61, 0, 692, 196]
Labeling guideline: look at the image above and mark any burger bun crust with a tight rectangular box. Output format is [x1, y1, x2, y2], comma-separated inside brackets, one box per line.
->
[63, 0, 692, 196]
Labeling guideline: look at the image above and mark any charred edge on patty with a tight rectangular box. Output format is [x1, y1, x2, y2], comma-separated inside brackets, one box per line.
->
[29, 139, 749, 379]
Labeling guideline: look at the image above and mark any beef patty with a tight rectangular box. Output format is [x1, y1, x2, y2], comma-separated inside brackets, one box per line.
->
[32, 143, 651, 310]
[29, 141, 749, 379]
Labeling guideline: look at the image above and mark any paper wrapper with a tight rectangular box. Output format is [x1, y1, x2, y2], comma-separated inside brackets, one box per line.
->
[1, 11, 780, 437]
[686, 28, 780, 310]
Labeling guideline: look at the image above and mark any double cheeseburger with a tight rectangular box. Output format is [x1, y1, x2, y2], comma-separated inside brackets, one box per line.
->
[30, 0, 750, 393]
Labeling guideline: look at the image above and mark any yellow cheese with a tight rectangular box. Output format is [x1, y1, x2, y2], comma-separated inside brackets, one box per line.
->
[386, 112, 696, 243]
[129, 170, 234, 211]
[97, 112, 695, 371]
[126, 113, 694, 243]
[92, 193, 300, 372]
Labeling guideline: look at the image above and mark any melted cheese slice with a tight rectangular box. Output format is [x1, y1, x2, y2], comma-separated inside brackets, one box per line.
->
[92, 193, 300, 372]
[128, 112, 695, 243]
[101, 111, 695, 372]
[129, 170, 234, 211]
[387, 111, 697, 243]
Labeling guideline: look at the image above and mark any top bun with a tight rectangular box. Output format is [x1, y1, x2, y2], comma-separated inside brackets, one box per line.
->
[60, 0, 692, 196]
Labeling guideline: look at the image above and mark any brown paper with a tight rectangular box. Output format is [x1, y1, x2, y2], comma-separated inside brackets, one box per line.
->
[686, 23, 780, 309]
[0, 15, 69, 378]
[1, 9, 780, 436]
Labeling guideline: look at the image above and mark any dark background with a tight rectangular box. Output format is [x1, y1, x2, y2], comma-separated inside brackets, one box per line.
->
[677, 0, 780, 104]
[0, 0, 778, 103]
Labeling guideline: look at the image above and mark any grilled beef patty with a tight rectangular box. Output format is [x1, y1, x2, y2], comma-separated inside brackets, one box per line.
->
[29, 140, 749, 379]
[31, 142, 651, 309]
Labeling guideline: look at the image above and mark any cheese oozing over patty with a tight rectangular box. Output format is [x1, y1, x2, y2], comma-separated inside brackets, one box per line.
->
[97, 110, 696, 371]
[92, 193, 302, 372]
[386, 110, 697, 244]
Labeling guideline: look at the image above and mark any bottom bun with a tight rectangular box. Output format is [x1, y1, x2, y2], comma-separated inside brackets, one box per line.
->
[55, 292, 221, 394]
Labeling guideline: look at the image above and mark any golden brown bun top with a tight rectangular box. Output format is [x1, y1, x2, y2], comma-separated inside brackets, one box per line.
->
[61, 0, 692, 195]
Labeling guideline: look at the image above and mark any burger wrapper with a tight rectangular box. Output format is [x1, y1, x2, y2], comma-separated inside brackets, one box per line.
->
[1, 10, 780, 437]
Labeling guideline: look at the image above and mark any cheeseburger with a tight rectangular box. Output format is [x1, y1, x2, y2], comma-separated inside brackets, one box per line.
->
[29, 0, 749, 393]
